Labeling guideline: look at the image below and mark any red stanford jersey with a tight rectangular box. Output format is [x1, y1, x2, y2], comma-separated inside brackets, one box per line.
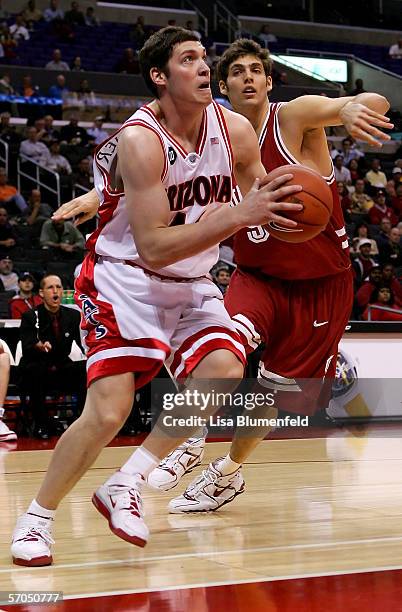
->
[233, 102, 351, 280]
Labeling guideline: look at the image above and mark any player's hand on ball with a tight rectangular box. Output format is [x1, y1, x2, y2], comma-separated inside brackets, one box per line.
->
[52, 190, 100, 226]
[238, 174, 303, 228]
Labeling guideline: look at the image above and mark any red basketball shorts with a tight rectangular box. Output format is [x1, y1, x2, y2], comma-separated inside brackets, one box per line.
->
[224, 267, 354, 414]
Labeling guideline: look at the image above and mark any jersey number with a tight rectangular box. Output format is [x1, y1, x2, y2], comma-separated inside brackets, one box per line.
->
[247, 225, 270, 243]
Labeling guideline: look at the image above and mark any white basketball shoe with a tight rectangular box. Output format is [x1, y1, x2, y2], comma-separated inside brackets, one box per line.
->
[92, 471, 149, 547]
[168, 458, 245, 513]
[0, 420, 17, 442]
[11, 513, 54, 566]
[147, 435, 206, 492]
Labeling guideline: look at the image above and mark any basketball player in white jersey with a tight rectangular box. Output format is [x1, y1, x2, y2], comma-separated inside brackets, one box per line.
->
[11, 27, 305, 565]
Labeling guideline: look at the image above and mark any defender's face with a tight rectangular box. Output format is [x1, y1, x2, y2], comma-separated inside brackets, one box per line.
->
[220, 54, 272, 111]
[159, 41, 211, 105]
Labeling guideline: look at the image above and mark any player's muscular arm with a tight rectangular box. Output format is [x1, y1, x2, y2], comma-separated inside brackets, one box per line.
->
[120, 126, 302, 269]
[279, 93, 392, 146]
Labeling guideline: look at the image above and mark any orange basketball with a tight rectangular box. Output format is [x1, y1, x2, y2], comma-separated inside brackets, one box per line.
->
[264, 164, 333, 243]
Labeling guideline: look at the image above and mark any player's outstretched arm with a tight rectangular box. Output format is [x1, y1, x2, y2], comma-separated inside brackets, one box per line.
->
[279, 93, 393, 146]
[52, 188, 100, 226]
[120, 125, 303, 269]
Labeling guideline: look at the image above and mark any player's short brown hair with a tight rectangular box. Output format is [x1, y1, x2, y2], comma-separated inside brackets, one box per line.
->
[139, 26, 200, 98]
[216, 39, 273, 84]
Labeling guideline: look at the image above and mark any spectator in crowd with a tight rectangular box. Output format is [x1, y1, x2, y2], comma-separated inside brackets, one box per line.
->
[185, 20, 201, 41]
[71, 55, 84, 71]
[258, 24, 277, 47]
[0, 112, 21, 148]
[59, 114, 88, 145]
[392, 166, 402, 187]
[214, 264, 231, 295]
[376, 217, 392, 249]
[40, 218, 85, 255]
[340, 137, 364, 165]
[65, 1, 85, 27]
[0, 73, 15, 95]
[0, 343, 16, 441]
[349, 178, 374, 215]
[355, 265, 383, 312]
[10, 14, 30, 42]
[205, 45, 219, 71]
[48, 73, 69, 99]
[26, 189, 53, 226]
[45, 48, 70, 71]
[0, 0, 10, 21]
[382, 262, 402, 306]
[44, 140, 72, 175]
[84, 6, 99, 27]
[350, 78, 366, 96]
[75, 79, 95, 103]
[114, 47, 140, 74]
[34, 117, 46, 139]
[392, 183, 402, 218]
[351, 223, 379, 256]
[72, 157, 93, 191]
[43, 0, 64, 22]
[0, 255, 18, 293]
[365, 158, 387, 189]
[0, 29, 18, 61]
[362, 286, 402, 321]
[337, 181, 352, 219]
[20, 74, 39, 98]
[353, 238, 377, 286]
[389, 38, 402, 59]
[20, 127, 50, 165]
[130, 16, 147, 49]
[23, 0, 43, 23]
[386, 179, 397, 201]
[334, 155, 351, 185]
[0, 168, 28, 216]
[369, 190, 398, 226]
[378, 226, 402, 267]
[348, 158, 363, 184]
[87, 116, 108, 145]
[42, 114, 59, 144]
[9, 272, 42, 319]
[19, 274, 86, 438]
[0, 210, 16, 254]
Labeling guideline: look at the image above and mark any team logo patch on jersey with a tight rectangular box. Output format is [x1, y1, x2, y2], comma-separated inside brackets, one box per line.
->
[168, 146, 177, 165]
[78, 293, 108, 340]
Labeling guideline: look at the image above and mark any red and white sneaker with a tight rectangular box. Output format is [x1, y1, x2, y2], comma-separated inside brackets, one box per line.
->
[168, 458, 245, 513]
[92, 471, 149, 547]
[0, 420, 17, 442]
[147, 435, 206, 492]
[11, 513, 54, 566]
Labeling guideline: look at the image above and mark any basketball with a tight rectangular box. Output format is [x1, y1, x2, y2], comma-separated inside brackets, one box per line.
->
[264, 164, 333, 243]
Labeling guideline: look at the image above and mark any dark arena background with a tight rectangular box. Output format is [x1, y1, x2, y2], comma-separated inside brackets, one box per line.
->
[1, 0, 402, 610]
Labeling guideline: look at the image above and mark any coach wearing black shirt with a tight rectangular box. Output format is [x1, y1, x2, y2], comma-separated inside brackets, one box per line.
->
[19, 274, 86, 439]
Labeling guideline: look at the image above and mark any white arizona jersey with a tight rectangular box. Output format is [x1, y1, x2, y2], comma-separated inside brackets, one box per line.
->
[87, 101, 234, 278]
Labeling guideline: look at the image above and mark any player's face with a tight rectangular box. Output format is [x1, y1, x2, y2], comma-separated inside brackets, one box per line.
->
[161, 41, 211, 106]
[220, 55, 272, 112]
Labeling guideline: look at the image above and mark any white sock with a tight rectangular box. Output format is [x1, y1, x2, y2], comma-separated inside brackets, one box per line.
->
[189, 426, 207, 441]
[0, 407, 4, 419]
[27, 499, 55, 520]
[216, 454, 241, 475]
[120, 446, 159, 478]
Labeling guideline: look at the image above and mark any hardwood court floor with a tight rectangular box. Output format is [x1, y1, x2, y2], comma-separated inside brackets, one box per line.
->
[2, 433, 402, 609]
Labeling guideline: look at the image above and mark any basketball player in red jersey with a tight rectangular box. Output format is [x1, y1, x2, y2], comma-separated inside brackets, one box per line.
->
[155, 39, 393, 512]
[11, 29, 306, 565]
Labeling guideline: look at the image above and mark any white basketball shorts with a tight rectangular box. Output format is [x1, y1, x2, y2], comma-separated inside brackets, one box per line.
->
[75, 253, 245, 387]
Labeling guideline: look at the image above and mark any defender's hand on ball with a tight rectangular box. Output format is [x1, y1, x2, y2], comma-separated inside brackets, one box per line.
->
[238, 174, 303, 228]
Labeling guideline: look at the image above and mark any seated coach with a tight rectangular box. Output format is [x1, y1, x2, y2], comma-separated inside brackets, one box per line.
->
[19, 274, 86, 439]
